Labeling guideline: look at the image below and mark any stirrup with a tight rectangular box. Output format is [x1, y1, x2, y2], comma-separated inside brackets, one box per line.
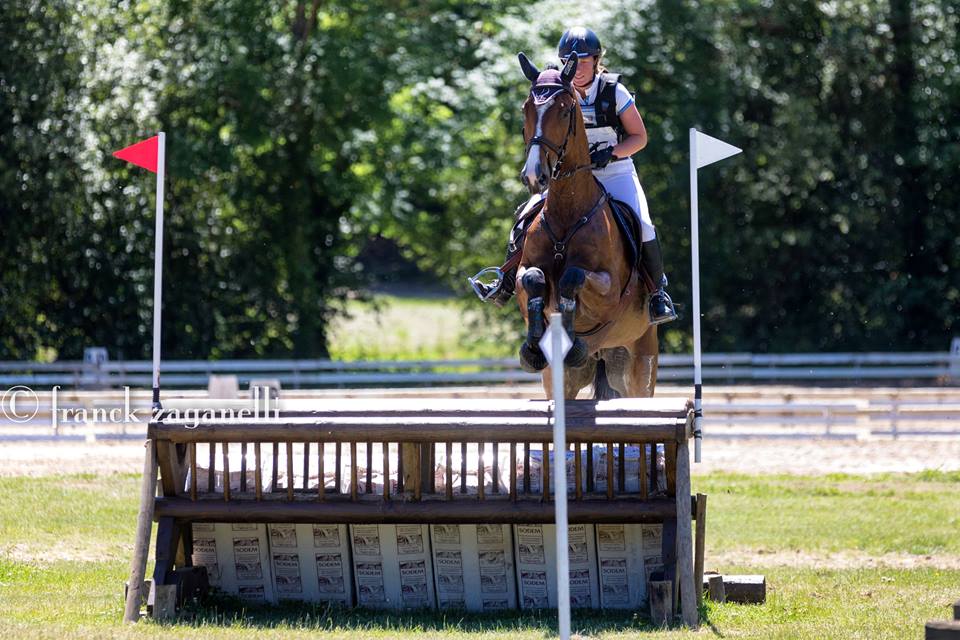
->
[649, 289, 678, 326]
[467, 267, 505, 302]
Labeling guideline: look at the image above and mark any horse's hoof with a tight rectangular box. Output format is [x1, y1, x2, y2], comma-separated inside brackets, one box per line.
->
[564, 337, 589, 368]
[519, 342, 548, 372]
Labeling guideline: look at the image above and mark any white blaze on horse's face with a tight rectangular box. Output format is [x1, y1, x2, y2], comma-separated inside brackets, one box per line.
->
[522, 98, 555, 194]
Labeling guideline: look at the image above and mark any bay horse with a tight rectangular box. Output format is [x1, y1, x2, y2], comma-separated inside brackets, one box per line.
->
[515, 53, 658, 400]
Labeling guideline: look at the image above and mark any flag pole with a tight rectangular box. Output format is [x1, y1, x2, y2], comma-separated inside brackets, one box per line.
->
[548, 314, 571, 640]
[151, 132, 165, 411]
[689, 128, 703, 463]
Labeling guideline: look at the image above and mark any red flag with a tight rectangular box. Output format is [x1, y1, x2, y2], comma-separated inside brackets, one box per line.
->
[113, 135, 159, 173]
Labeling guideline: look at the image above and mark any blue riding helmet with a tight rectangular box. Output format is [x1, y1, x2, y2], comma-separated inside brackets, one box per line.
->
[557, 26, 602, 60]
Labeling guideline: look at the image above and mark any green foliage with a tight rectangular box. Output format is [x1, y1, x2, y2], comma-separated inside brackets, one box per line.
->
[1, 0, 957, 359]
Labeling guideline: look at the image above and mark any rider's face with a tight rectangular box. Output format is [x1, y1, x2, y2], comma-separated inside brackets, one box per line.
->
[570, 55, 596, 87]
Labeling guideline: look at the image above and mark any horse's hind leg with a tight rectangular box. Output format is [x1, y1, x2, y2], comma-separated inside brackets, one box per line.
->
[623, 327, 659, 397]
[518, 267, 548, 372]
[558, 267, 589, 367]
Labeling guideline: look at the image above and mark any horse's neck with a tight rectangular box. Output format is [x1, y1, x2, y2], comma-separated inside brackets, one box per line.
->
[545, 150, 601, 226]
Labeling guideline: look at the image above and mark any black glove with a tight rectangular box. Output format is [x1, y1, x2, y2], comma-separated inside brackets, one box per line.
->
[590, 146, 616, 168]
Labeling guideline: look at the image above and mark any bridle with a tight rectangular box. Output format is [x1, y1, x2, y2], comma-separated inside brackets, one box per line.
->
[525, 84, 596, 182]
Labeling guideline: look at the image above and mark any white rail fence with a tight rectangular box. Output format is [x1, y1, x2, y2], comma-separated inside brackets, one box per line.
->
[1, 352, 958, 389]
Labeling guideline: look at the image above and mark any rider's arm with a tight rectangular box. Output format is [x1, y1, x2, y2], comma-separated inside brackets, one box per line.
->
[610, 83, 648, 159]
[613, 105, 648, 159]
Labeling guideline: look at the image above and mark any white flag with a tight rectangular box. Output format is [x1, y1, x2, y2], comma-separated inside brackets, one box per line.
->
[694, 130, 742, 169]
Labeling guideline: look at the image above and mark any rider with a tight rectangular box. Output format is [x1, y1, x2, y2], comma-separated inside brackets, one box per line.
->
[473, 26, 677, 326]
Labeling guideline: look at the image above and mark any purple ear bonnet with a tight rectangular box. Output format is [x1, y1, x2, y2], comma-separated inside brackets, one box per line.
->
[531, 69, 566, 104]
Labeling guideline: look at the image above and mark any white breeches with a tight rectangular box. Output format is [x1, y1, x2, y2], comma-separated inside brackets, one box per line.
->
[595, 170, 656, 242]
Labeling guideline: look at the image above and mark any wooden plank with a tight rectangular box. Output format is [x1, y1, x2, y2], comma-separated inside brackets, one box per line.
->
[586, 441, 594, 492]
[510, 442, 517, 501]
[396, 443, 404, 494]
[271, 443, 279, 492]
[222, 443, 230, 502]
[523, 443, 531, 494]
[240, 443, 247, 493]
[649, 443, 658, 495]
[445, 442, 453, 500]
[382, 442, 390, 501]
[461, 442, 468, 494]
[254, 443, 262, 501]
[334, 443, 342, 495]
[542, 442, 549, 500]
[286, 442, 294, 501]
[492, 442, 500, 494]
[606, 442, 614, 500]
[154, 495, 678, 524]
[317, 442, 324, 501]
[207, 443, 214, 496]
[150, 419, 688, 444]
[694, 494, 708, 610]
[414, 444, 421, 501]
[639, 443, 648, 499]
[649, 580, 672, 628]
[617, 442, 625, 493]
[303, 442, 310, 491]
[675, 438, 697, 627]
[350, 442, 358, 502]
[574, 442, 582, 501]
[721, 575, 766, 604]
[477, 443, 485, 501]
[926, 621, 960, 639]
[189, 443, 197, 501]
[366, 442, 373, 494]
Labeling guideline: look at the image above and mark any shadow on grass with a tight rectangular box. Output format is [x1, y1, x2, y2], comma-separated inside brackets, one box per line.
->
[167, 595, 693, 635]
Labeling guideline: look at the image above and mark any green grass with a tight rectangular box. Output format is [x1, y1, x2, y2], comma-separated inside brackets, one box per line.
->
[327, 295, 516, 361]
[1, 472, 958, 638]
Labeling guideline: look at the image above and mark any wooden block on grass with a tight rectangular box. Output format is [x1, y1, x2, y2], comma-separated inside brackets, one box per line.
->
[153, 584, 177, 621]
[649, 580, 673, 628]
[701, 574, 766, 604]
[926, 620, 960, 639]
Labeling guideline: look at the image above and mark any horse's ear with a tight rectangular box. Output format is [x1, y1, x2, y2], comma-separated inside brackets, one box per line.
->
[518, 52, 540, 82]
[560, 55, 578, 85]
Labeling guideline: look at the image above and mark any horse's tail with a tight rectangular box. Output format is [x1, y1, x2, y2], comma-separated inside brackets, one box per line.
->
[592, 358, 621, 401]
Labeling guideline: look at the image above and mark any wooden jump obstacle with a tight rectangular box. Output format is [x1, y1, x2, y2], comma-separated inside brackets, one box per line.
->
[124, 397, 704, 627]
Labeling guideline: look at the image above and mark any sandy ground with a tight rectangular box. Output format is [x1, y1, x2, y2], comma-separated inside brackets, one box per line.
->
[3, 437, 959, 478]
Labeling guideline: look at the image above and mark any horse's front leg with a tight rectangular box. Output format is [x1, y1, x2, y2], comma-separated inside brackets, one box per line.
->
[558, 267, 592, 367]
[518, 267, 548, 372]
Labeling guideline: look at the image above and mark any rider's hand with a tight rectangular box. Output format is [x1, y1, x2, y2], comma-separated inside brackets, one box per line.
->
[590, 146, 616, 168]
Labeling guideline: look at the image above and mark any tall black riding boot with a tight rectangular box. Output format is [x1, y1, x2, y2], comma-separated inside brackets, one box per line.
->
[640, 238, 678, 325]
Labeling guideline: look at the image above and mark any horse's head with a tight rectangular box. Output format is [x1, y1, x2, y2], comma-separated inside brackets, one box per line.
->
[518, 53, 580, 194]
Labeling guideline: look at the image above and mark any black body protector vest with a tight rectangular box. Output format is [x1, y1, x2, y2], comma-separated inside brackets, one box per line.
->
[582, 72, 630, 159]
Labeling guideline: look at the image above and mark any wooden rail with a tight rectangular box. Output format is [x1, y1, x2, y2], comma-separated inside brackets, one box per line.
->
[127, 398, 701, 626]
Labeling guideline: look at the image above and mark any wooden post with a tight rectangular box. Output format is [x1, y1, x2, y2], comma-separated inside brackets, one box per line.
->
[954, 599, 960, 620]
[649, 580, 672, 627]
[694, 493, 707, 609]
[123, 439, 157, 623]
[707, 575, 725, 603]
[675, 437, 698, 627]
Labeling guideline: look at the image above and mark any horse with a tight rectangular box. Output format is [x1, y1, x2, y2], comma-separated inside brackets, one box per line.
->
[514, 53, 659, 401]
